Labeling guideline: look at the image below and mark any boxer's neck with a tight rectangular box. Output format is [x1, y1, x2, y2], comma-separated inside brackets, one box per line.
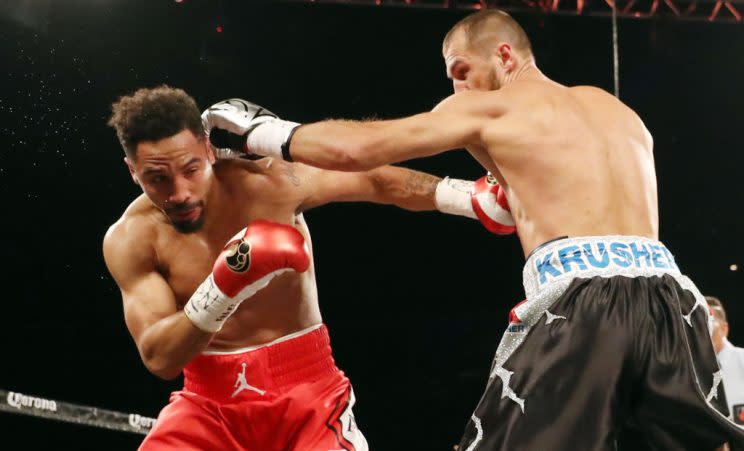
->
[503, 61, 546, 87]
[199, 175, 229, 230]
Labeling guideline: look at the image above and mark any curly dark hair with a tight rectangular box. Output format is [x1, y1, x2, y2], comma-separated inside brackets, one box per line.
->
[108, 85, 204, 158]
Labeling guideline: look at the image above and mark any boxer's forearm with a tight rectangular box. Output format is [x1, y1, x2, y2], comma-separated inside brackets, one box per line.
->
[289, 120, 385, 171]
[367, 166, 440, 212]
[290, 114, 469, 171]
[138, 311, 213, 380]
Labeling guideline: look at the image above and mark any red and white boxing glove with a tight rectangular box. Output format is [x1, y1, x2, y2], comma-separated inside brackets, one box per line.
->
[435, 173, 516, 235]
[184, 220, 310, 333]
[201, 98, 301, 161]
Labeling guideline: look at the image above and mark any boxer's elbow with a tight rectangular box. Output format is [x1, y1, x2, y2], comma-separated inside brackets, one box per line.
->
[367, 167, 435, 211]
[153, 368, 182, 381]
[142, 355, 183, 380]
[366, 167, 399, 207]
[139, 339, 184, 380]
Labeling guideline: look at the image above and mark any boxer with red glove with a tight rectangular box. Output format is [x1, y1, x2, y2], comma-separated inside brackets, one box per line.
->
[434, 172, 516, 235]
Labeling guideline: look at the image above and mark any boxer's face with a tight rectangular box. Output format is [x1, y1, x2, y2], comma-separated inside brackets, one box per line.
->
[444, 29, 524, 93]
[127, 129, 216, 233]
[444, 30, 500, 93]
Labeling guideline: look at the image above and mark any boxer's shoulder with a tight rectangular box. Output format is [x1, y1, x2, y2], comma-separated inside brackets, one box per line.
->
[214, 157, 292, 186]
[437, 86, 544, 122]
[213, 157, 262, 173]
[105, 195, 159, 261]
[566, 85, 622, 109]
[498, 80, 567, 106]
[222, 157, 310, 197]
[568, 84, 612, 96]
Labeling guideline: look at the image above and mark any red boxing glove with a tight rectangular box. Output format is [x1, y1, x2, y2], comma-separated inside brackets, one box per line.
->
[471, 174, 516, 235]
[185, 220, 310, 332]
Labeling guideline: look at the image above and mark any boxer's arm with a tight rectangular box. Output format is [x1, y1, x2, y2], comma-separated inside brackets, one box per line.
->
[296, 164, 440, 212]
[291, 164, 515, 234]
[288, 91, 497, 171]
[103, 225, 212, 380]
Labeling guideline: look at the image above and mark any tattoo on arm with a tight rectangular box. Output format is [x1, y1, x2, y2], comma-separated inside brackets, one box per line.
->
[404, 171, 440, 196]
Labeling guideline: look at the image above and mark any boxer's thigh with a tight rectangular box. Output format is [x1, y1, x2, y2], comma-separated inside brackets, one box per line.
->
[287, 374, 368, 451]
[460, 277, 636, 451]
[139, 392, 243, 451]
[630, 277, 744, 450]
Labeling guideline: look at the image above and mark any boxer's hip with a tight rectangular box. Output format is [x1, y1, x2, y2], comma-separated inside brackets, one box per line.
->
[516, 235, 705, 328]
[524, 235, 680, 294]
[182, 323, 341, 403]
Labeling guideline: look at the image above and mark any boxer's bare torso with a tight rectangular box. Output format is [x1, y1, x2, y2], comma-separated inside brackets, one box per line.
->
[109, 159, 321, 351]
[461, 79, 658, 256]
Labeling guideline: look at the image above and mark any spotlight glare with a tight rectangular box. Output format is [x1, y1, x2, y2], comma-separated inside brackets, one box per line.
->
[730, 264, 738, 271]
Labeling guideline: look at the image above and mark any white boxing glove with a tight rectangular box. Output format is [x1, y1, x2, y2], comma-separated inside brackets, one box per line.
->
[201, 98, 301, 161]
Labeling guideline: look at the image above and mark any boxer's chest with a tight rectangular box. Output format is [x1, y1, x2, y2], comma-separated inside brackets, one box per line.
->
[153, 204, 300, 306]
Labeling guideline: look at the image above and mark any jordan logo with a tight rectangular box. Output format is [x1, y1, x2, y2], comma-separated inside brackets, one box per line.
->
[231, 362, 266, 397]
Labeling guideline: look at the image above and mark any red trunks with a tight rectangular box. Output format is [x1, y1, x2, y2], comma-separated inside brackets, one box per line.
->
[139, 324, 368, 451]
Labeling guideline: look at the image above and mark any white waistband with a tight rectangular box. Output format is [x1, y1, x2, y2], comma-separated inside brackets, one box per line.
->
[523, 235, 680, 301]
[202, 323, 323, 356]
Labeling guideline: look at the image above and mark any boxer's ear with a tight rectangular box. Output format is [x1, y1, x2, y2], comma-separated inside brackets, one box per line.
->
[124, 157, 140, 185]
[495, 43, 516, 71]
[204, 137, 217, 164]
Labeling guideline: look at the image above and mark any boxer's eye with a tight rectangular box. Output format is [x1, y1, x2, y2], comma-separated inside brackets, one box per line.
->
[146, 174, 168, 184]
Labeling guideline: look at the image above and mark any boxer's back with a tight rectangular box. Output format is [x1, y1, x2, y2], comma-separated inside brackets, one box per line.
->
[484, 81, 658, 255]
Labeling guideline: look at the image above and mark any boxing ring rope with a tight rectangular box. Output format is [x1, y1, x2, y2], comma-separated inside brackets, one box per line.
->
[0, 388, 156, 436]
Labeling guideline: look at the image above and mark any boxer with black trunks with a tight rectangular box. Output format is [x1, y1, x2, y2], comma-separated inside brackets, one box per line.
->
[103, 86, 515, 450]
[199, 9, 744, 451]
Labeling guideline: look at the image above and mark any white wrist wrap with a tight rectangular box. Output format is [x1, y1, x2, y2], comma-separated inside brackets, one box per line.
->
[183, 270, 292, 333]
[246, 118, 300, 160]
[183, 274, 238, 333]
[435, 177, 477, 219]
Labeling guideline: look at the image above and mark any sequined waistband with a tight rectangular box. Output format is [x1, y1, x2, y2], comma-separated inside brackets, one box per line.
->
[523, 235, 680, 301]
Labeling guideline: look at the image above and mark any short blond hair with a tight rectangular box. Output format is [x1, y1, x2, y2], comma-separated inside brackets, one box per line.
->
[443, 10, 532, 57]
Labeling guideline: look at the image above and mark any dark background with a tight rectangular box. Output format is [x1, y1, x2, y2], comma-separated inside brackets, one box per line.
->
[0, 1, 742, 449]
